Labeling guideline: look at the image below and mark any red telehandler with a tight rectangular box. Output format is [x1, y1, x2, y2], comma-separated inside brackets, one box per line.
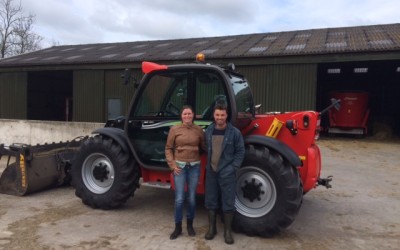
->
[0, 54, 334, 237]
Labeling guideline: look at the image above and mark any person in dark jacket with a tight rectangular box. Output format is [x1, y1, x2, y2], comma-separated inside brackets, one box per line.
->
[204, 104, 245, 244]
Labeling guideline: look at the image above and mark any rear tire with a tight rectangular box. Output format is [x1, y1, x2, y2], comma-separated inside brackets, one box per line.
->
[71, 135, 140, 209]
[233, 144, 303, 237]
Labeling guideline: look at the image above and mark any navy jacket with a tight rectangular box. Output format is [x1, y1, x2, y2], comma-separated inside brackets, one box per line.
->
[205, 122, 245, 173]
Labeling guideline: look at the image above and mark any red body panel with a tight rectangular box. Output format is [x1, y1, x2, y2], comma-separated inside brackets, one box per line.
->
[244, 111, 322, 193]
[141, 168, 171, 185]
[142, 154, 208, 194]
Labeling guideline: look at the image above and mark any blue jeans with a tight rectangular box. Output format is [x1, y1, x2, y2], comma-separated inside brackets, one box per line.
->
[173, 163, 200, 223]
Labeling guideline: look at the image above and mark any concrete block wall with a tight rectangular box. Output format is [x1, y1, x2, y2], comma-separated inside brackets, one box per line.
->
[0, 119, 105, 145]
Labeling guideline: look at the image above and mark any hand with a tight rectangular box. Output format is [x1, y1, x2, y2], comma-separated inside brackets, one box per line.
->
[173, 166, 182, 175]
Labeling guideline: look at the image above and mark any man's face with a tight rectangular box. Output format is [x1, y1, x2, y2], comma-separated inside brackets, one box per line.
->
[213, 109, 228, 127]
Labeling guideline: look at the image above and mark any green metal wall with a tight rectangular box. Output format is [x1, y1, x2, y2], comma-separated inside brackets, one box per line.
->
[73, 70, 105, 122]
[0, 72, 27, 119]
[237, 63, 317, 113]
[104, 69, 141, 118]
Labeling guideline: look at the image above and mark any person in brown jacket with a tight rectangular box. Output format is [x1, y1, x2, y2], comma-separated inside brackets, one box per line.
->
[165, 105, 206, 240]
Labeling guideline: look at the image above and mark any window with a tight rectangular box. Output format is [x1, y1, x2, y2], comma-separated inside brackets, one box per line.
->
[134, 72, 188, 117]
[230, 74, 254, 118]
[327, 68, 341, 74]
[195, 71, 227, 120]
[354, 68, 368, 73]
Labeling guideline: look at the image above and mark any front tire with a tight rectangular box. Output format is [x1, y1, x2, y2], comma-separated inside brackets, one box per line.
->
[233, 144, 303, 237]
[71, 135, 140, 209]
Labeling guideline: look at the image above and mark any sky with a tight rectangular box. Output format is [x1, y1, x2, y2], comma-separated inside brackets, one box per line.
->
[21, 0, 400, 48]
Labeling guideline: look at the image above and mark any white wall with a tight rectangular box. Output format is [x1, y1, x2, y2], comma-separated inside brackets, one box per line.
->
[0, 119, 104, 145]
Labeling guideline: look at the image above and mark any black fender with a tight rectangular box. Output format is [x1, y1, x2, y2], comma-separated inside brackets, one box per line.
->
[244, 135, 301, 167]
[92, 127, 130, 153]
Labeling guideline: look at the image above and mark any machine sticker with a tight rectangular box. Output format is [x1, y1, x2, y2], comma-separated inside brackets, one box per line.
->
[19, 154, 27, 188]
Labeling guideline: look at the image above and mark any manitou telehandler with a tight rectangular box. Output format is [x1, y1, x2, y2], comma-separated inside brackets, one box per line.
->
[0, 54, 333, 236]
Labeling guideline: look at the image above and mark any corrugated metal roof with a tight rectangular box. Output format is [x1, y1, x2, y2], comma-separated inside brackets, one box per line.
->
[1, 23, 400, 67]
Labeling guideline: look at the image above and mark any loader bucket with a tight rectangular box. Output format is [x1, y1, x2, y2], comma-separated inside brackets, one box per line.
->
[0, 140, 83, 196]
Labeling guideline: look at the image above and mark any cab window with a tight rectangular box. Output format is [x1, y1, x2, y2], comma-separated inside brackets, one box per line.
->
[195, 71, 227, 120]
[133, 72, 188, 117]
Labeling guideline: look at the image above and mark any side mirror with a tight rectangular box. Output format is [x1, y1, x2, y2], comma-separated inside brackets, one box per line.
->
[122, 69, 132, 85]
[121, 68, 138, 87]
[254, 104, 262, 114]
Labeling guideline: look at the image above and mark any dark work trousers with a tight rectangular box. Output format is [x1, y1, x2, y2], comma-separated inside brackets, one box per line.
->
[204, 166, 236, 213]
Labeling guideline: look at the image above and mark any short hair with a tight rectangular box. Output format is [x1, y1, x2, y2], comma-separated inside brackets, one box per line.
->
[213, 104, 227, 112]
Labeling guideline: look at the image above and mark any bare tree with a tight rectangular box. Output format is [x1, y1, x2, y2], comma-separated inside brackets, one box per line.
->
[0, 0, 42, 58]
[12, 14, 42, 55]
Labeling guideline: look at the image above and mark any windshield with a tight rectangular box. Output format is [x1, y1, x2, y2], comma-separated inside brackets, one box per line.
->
[130, 69, 229, 120]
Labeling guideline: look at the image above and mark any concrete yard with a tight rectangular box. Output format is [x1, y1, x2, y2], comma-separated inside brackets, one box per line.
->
[0, 137, 399, 250]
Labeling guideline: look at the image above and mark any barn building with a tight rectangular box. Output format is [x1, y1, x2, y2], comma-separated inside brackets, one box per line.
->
[1, 23, 399, 136]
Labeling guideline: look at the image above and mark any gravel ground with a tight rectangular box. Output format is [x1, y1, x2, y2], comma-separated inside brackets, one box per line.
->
[0, 137, 399, 250]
